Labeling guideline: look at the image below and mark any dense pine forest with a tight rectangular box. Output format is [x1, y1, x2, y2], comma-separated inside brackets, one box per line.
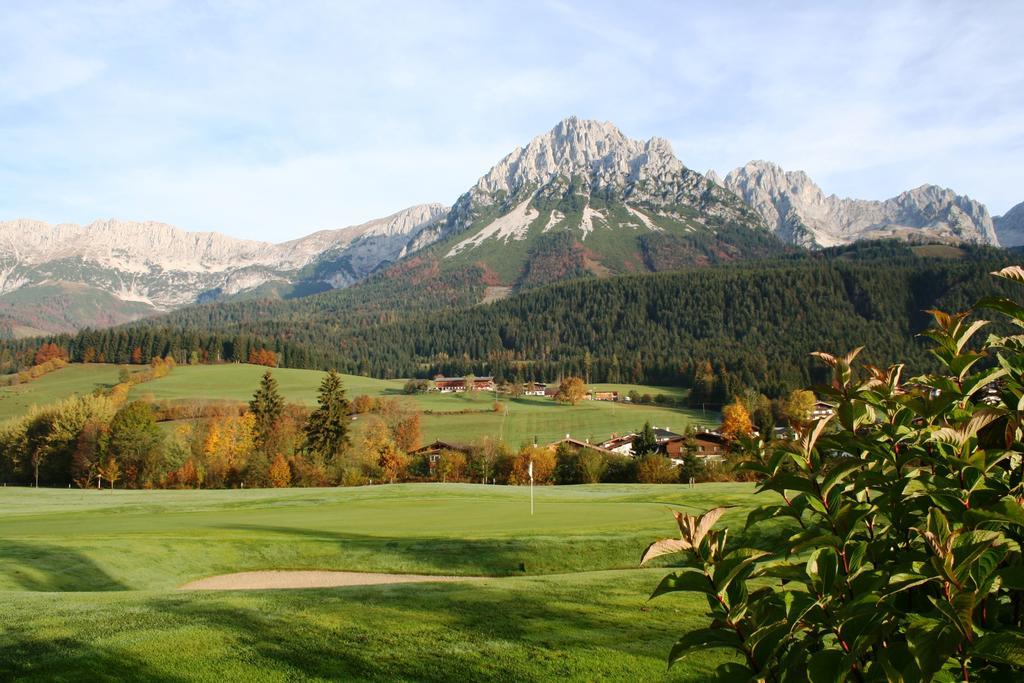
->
[1, 242, 1016, 400]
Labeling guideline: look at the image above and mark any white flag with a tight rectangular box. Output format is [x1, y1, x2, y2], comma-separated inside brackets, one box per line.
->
[528, 460, 534, 481]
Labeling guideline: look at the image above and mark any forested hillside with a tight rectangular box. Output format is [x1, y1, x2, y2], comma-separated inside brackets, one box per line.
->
[2, 242, 1015, 399]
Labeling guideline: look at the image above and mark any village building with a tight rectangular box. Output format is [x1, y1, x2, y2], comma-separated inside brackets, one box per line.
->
[545, 436, 617, 456]
[523, 382, 547, 396]
[811, 401, 836, 420]
[665, 431, 728, 462]
[411, 440, 474, 474]
[432, 375, 496, 393]
[597, 427, 683, 456]
[589, 390, 619, 402]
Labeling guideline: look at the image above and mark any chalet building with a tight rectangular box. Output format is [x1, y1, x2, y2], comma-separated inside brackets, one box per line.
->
[599, 434, 636, 454]
[811, 401, 836, 420]
[523, 382, 547, 396]
[589, 390, 619, 402]
[545, 437, 617, 456]
[432, 375, 496, 393]
[597, 427, 683, 456]
[666, 432, 728, 461]
[411, 440, 473, 472]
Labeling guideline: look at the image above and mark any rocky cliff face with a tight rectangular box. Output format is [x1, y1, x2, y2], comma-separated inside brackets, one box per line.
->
[995, 202, 1024, 248]
[0, 203, 449, 332]
[436, 117, 767, 275]
[720, 161, 999, 248]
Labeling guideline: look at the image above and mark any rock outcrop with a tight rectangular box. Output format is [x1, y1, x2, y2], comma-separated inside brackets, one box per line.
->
[0, 204, 449, 311]
[721, 161, 999, 248]
[995, 202, 1024, 248]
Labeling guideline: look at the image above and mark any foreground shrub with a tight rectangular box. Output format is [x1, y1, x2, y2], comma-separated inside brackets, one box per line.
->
[644, 266, 1024, 681]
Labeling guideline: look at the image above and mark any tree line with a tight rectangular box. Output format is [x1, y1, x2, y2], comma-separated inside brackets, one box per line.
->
[0, 242, 1014, 400]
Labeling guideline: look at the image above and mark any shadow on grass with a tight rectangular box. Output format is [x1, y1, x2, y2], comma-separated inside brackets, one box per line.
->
[213, 519, 796, 578]
[0, 540, 126, 591]
[0, 621, 187, 682]
[0, 578, 713, 681]
[149, 577, 716, 681]
[215, 523, 650, 576]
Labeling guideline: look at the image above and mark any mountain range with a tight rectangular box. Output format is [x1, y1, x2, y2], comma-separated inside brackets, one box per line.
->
[713, 161, 999, 248]
[0, 117, 1016, 336]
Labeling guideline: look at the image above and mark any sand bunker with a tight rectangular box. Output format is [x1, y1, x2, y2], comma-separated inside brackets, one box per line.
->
[180, 570, 478, 591]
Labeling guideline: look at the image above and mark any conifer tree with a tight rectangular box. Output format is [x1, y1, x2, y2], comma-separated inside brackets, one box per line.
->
[249, 371, 284, 449]
[303, 370, 350, 462]
[632, 421, 659, 457]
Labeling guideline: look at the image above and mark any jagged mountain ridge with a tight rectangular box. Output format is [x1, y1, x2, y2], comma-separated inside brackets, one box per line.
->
[417, 117, 775, 286]
[0, 203, 449, 335]
[3, 117, 1012, 337]
[995, 202, 1024, 248]
[717, 161, 999, 248]
[0, 203, 449, 306]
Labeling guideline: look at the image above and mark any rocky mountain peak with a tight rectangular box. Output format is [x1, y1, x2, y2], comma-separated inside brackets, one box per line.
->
[472, 117, 684, 199]
[994, 201, 1024, 247]
[720, 161, 998, 248]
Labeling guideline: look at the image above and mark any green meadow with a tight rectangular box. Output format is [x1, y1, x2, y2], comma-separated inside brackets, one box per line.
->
[0, 483, 764, 681]
[53, 362, 713, 446]
[0, 364, 711, 447]
[0, 363, 125, 421]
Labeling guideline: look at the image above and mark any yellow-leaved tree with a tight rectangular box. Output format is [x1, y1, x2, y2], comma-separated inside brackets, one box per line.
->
[553, 377, 587, 405]
[720, 399, 754, 441]
[268, 453, 291, 488]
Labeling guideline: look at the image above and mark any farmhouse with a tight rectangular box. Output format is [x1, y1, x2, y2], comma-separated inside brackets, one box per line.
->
[597, 427, 683, 456]
[523, 382, 547, 396]
[665, 431, 727, 461]
[545, 437, 617, 456]
[811, 401, 836, 420]
[589, 390, 619, 402]
[411, 440, 474, 473]
[432, 375, 496, 393]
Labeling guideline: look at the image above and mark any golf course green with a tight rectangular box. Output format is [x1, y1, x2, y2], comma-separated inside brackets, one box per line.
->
[0, 483, 763, 680]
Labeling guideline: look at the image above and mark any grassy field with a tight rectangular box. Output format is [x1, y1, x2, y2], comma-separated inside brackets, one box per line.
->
[0, 484, 765, 681]
[0, 363, 125, 421]
[0, 362, 713, 447]
[126, 364, 714, 445]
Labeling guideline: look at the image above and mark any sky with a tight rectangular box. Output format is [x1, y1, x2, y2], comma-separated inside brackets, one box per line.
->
[1, 0, 1021, 241]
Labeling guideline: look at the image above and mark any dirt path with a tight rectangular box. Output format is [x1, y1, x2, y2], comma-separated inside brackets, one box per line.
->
[180, 570, 480, 591]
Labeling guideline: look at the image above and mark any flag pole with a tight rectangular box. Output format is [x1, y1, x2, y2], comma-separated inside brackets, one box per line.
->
[529, 459, 534, 516]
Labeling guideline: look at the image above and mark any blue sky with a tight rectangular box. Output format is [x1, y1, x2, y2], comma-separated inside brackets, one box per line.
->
[2, 0, 1021, 241]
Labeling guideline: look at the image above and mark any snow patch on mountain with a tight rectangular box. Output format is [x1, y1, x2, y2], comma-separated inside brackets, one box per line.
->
[448, 197, 539, 256]
[0, 203, 450, 310]
[579, 205, 606, 239]
[626, 205, 660, 231]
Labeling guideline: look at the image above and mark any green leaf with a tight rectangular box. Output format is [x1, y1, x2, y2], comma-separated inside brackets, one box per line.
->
[746, 620, 790, 668]
[650, 570, 711, 599]
[712, 549, 769, 593]
[711, 662, 758, 682]
[807, 547, 839, 595]
[965, 498, 1024, 526]
[745, 503, 799, 529]
[666, 627, 743, 667]
[907, 616, 960, 680]
[972, 631, 1024, 666]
